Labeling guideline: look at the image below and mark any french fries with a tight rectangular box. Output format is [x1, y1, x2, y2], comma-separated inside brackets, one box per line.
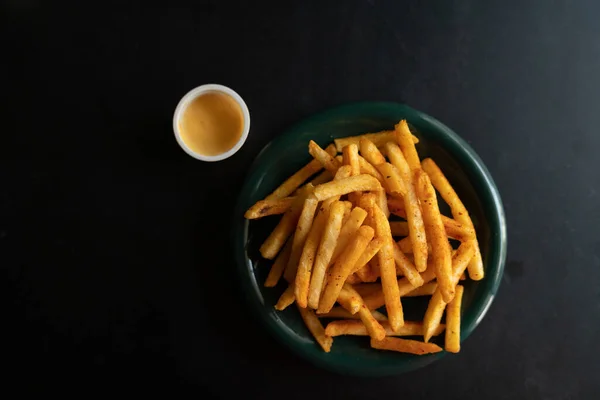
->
[245, 121, 485, 356]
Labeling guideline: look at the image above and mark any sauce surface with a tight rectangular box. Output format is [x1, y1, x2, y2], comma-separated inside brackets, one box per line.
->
[178, 92, 243, 156]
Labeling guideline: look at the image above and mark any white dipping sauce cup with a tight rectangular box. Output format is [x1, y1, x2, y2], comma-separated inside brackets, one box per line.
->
[173, 84, 250, 162]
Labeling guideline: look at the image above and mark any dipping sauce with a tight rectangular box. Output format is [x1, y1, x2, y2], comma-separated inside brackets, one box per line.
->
[178, 92, 244, 156]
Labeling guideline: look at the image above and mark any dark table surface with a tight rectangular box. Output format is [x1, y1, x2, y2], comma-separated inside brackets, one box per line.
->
[2, 0, 599, 398]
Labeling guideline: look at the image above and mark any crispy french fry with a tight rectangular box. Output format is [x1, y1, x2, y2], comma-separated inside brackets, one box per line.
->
[371, 337, 443, 355]
[284, 195, 319, 284]
[423, 288, 447, 342]
[358, 156, 385, 183]
[392, 242, 424, 287]
[264, 240, 292, 287]
[352, 283, 382, 298]
[376, 188, 390, 218]
[359, 138, 386, 166]
[314, 175, 382, 201]
[244, 196, 296, 219]
[259, 185, 313, 259]
[404, 282, 438, 297]
[275, 284, 296, 311]
[330, 207, 368, 262]
[376, 162, 405, 197]
[325, 320, 445, 337]
[385, 142, 428, 272]
[265, 162, 322, 201]
[297, 305, 333, 353]
[309, 141, 341, 174]
[445, 285, 464, 353]
[307, 201, 346, 309]
[394, 120, 421, 172]
[351, 237, 384, 275]
[337, 285, 362, 314]
[318, 225, 374, 313]
[342, 143, 361, 176]
[320, 307, 388, 322]
[389, 221, 409, 237]
[372, 203, 404, 331]
[422, 158, 484, 280]
[415, 170, 454, 303]
[334, 130, 419, 152]
[451, 240, 476, 285]
[443, 217, 476, 241]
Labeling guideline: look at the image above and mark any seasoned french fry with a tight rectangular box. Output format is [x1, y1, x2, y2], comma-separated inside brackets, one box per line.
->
[313, 174, 382, 201]
[392, 242, 424, 287]
[423, 288, 447, 342]
[340, 284, 386, 340]
[297, 305, 333, 353]
[351, 237, 384, 275]
[334, 130, 419, 152]
[358, 156, 385, 183]
[342, 143, 361, 176]
[376, 162, 405, 197]
[275, 284, 296, 311]
[330, 207, 368, 262]
[389, 221, 409, 237]
[394, 120, 421, 172]
[318, 225, 374, 313]
[264, 240, 292, 287]
[244, 196, 295, 219]
[415, 170, 454, 303]
[376, 188, 390, 218]
[443, 217, 476, 241]
[359, 138, 386, 166]
[307, 201, 346, 309]
[451, 240, 476, 285]
[320, 307, 388, 322]
[385, 142, 428, 272]
[309, 141, 341, 174]
[265, 161, 322, 201]
[259, 185, 313, 259]
[326, 320, 445, 337]
[284, 194, 319, 284]
[371, 337, 443, 355]
[337, 285, 362, 314]
[422, 158, 484, 280]
[445, 285, 464, 353]
[372, 203, 404, 331]
[404, 282, 438, 297]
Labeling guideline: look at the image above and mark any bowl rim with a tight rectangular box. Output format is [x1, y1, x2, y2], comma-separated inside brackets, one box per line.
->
[232, 101, 507, 376]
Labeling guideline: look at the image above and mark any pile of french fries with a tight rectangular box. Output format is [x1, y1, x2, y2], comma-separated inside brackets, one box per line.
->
[244, 120, 483, 355]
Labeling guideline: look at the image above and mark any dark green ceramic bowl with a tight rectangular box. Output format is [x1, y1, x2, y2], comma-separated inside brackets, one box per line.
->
[233, 102, 506, 376]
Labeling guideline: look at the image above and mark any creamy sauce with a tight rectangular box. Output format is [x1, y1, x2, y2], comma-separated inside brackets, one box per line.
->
[178, 92, 243, 156]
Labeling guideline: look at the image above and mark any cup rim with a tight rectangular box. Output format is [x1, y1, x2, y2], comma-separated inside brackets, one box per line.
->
[172, 84, 250, 162]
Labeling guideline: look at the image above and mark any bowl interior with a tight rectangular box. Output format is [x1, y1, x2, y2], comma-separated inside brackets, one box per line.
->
[234, 102, 506, 376]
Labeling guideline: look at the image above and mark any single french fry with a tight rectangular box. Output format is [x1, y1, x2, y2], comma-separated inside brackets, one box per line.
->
[259, 185, 313, 259]
[389, 221, 409, 237]
[423, 288, 447, 342]
[337, 285, 362, 314]
[443, 217, 476, 241]
[371, 337, 443, 355]
[372, 203, 404, 331]
[307, 201, 346, 309]
[351, 237, 384, 275]
[415, 170, 454, 303]
[376, 188, 390, 218]
[320, 307, 388, 322]
[359, 138, 386, 166]
[394, 120, 421, 172]
[376, 162, 405, 197]
[334, 130, 419, 152]
[265, 162, 322, 201]
[352, 283, 382, 298]
[330, 207, 368, 262]
[297, 305, 333, 353]
[325, 320, 444, 337]
[275, 283, 296, 310]
[404, 282, 438, 297]
[451, 240, 476, 285]
[244, 196, 296, 219]
[342, 143, 361, 176]
[309, 141, 341, 174]
[385, 143, 428, 272]
[318, 226, 374, 313]
[284, 195, 319, 284]
[358, 156, 385, 183]
[392, 242, 424, 287]
[422, 158, 484, 280]
[264, 240, 292, 287]
[314, 174, 382, 201]
[445, 285, 464, 353]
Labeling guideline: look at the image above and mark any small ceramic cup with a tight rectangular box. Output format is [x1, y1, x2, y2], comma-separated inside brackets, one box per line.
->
[172, 84, 250, 161]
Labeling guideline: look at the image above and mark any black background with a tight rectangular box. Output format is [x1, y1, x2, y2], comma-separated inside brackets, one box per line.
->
[2, 0, 599, 398]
